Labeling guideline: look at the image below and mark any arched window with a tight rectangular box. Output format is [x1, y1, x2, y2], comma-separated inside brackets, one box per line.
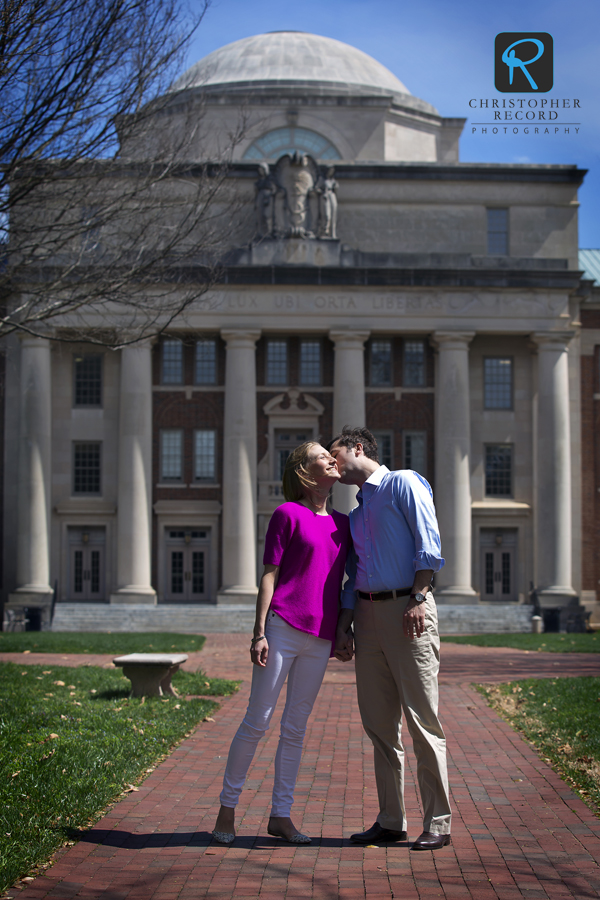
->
[243, 127, 340, 160]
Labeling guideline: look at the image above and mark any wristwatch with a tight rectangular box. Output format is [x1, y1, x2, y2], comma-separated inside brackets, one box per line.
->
[410, 591, 428, 604]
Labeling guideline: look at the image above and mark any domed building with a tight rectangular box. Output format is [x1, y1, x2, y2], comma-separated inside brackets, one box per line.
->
[3, 31, 598, 635]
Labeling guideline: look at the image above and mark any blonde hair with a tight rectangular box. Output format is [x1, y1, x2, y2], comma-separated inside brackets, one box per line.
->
[282, 441, 320, 502]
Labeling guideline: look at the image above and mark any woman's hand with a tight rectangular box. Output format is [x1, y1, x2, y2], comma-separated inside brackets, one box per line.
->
[250, 636, 269, 667]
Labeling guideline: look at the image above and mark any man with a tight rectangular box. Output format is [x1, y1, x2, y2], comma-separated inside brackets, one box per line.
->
[329, 426, 451, 851]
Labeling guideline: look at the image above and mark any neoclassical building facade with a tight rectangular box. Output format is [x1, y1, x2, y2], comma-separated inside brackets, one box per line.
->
[3, 31, 597, 631]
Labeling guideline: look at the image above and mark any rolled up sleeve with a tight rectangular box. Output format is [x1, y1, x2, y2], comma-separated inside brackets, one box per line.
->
[393, 472, 445, 574]
[341, 545, 358, 610]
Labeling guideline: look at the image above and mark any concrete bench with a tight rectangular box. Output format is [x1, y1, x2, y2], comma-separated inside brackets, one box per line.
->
[112, 653, 188, 698]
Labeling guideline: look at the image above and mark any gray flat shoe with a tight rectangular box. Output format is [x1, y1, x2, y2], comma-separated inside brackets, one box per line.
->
[212, 829, 235, 845]
[267, 827, 311, 844]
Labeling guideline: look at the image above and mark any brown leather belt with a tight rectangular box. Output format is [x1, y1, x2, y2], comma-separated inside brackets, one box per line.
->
[358, 587, 413, 602]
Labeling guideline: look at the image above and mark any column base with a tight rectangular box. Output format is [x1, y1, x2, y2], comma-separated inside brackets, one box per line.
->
[216, 586, 258, 606]
[5, 589, 54, 631]
[434, 587, 479, 605]
[110, 588, 157, 606]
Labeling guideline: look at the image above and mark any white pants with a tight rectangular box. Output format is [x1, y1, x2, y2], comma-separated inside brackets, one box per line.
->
[220, 611, 331, 817]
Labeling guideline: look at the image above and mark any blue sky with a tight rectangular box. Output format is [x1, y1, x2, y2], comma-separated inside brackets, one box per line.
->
[183, 0, 600, 248]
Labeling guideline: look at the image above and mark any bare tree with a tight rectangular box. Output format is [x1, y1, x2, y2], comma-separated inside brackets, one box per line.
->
[1, 0, 245, 347]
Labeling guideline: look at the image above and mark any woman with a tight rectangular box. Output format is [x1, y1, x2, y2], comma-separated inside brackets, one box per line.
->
[212, 442, 352, 845]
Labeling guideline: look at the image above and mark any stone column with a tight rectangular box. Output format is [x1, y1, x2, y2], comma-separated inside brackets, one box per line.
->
[329, 330, 370, 515]
[8, 337, 54, 621]
[433, 332, 477, 603]
[110, 343, 156, 604]
[217, 329, 261, 605]
[532, 332, 577, 611]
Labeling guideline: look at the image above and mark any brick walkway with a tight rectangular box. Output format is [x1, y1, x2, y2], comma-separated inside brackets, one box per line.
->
[4, 639, 600, 900]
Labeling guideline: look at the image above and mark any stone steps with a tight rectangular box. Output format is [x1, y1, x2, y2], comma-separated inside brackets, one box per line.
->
[51, 602, 535, 634]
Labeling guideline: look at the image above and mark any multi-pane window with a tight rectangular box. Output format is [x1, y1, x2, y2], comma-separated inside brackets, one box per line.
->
[266, 340, 288, 385]
[370, 340, 392, 386]
[160, 429, 183, 481]
[403, 340, 425, 387]
[274, 430, 311, 480]
[195, 340, 217, 385]
[194, 429, 216, 481]
[485, 444, 512, 496]
[404, 431, 427, 477]
[372, 431, 392, 468]
[299, 340, 321, 385]
[484, 357, 513, 409]
[162, 339, 183, 384]
[73, 442, 101, 494]
[73, 354, 102, 407]
[487, 208, 509, 255]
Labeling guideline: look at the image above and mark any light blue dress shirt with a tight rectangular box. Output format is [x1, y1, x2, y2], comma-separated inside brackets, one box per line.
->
[341, 466, 445, 609]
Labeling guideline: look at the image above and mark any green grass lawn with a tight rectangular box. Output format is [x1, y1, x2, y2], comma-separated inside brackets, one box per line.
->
[0, 631, 206, 654]
[479, 676, 600, 816]
[0, 661, 238, 893]
[441, 633, 600, 653]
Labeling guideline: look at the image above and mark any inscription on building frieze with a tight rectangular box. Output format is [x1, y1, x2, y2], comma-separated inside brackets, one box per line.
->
[197, 290, 568, 320]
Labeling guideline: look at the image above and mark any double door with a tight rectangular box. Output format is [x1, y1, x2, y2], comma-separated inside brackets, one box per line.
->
[68, 527, 105, 601]
[480, 529, 517, 601]
[165, 529, 210, 602]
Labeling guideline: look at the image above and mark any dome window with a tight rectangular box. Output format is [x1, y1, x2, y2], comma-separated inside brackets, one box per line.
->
[243, 126, 340, 160]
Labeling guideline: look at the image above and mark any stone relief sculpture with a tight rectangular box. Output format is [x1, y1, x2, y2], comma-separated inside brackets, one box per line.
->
[254, 163, 278, 238]
[254, 153, 338, 240]
[316, 167, 338, 239]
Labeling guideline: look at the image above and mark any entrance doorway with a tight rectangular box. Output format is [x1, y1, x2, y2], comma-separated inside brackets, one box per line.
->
[164, 528, 210, 602]
[480, 529, 517, 601]
[68, 526, 105, 601]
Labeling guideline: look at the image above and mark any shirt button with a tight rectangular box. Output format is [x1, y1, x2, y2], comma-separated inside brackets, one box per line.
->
[367, 555, 370, 559]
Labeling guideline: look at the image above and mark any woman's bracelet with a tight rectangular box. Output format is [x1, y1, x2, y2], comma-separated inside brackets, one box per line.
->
[250, 634, 266, 645]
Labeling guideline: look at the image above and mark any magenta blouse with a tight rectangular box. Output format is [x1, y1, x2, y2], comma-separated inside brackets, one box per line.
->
[263, 502, 352, 643]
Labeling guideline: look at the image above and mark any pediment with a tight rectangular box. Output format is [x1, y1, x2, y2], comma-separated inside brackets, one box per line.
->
[263, 388, 324, 417]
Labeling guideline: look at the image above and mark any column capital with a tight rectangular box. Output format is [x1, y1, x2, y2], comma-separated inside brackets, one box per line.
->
[18, 334, 51, 349]
[221, 329, 261, 348]
[530, 330, 576, 349]
[328, 329, 370, 348]
[431, 331, 475, 349]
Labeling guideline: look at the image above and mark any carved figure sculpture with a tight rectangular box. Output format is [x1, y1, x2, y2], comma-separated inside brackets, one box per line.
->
[316, 167, 338, 239]
[255, 163, 277, 238]
[275, 152, 319, 238]
[254, 153, 337, 240]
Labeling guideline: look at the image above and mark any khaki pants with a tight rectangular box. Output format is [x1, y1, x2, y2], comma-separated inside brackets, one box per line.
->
[354, 593, 451, 835]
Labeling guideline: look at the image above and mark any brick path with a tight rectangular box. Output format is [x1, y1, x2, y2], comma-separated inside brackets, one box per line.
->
[4, 639, 600, 900]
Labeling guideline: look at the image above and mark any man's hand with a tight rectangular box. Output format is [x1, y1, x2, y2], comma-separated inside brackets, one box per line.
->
[334, 627, 354, 661]
[403, 599, 426, 640]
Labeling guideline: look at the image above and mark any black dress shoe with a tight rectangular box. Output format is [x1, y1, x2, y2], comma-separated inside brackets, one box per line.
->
[350, 822, 407, 844]
[411, 831, 451, 851]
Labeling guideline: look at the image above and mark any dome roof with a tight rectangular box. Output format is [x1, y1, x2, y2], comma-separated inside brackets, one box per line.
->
[174, 31, 411, 97]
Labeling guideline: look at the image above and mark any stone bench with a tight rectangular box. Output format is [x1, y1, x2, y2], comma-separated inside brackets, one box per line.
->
[112, 653, 188, 698]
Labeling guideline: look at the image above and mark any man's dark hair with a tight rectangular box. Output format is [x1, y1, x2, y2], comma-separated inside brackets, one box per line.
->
[326, 426, 379, 462]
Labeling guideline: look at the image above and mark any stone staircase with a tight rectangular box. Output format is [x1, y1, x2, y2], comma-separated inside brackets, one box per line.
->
[51, 602, 535, 634]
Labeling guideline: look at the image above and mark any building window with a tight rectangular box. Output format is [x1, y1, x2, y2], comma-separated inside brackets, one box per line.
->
[404, 431, 427, 477]
[372, 430, 393, 468]
[243, 127, 341, 161]
[160, 429, 183, 481]
[195, 340, 217, 385]
[274, 429, 311, 480]
[484, 357, 513, 409]
[487, 208, 508, 255]
[73, 442, 101, 494]
[73, 354, 102, 407]
[162, 339, 183, 384]
[485, 444, 512, 496]
[194, 429, 216, 481]
[403, 340, 425, 386]
[299, 340, 321, 385]
[370, 340, 392, 386]
[266, 340, 288, 385]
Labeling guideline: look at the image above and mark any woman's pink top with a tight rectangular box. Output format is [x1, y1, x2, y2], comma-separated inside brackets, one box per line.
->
[263, 502, 352, 643]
